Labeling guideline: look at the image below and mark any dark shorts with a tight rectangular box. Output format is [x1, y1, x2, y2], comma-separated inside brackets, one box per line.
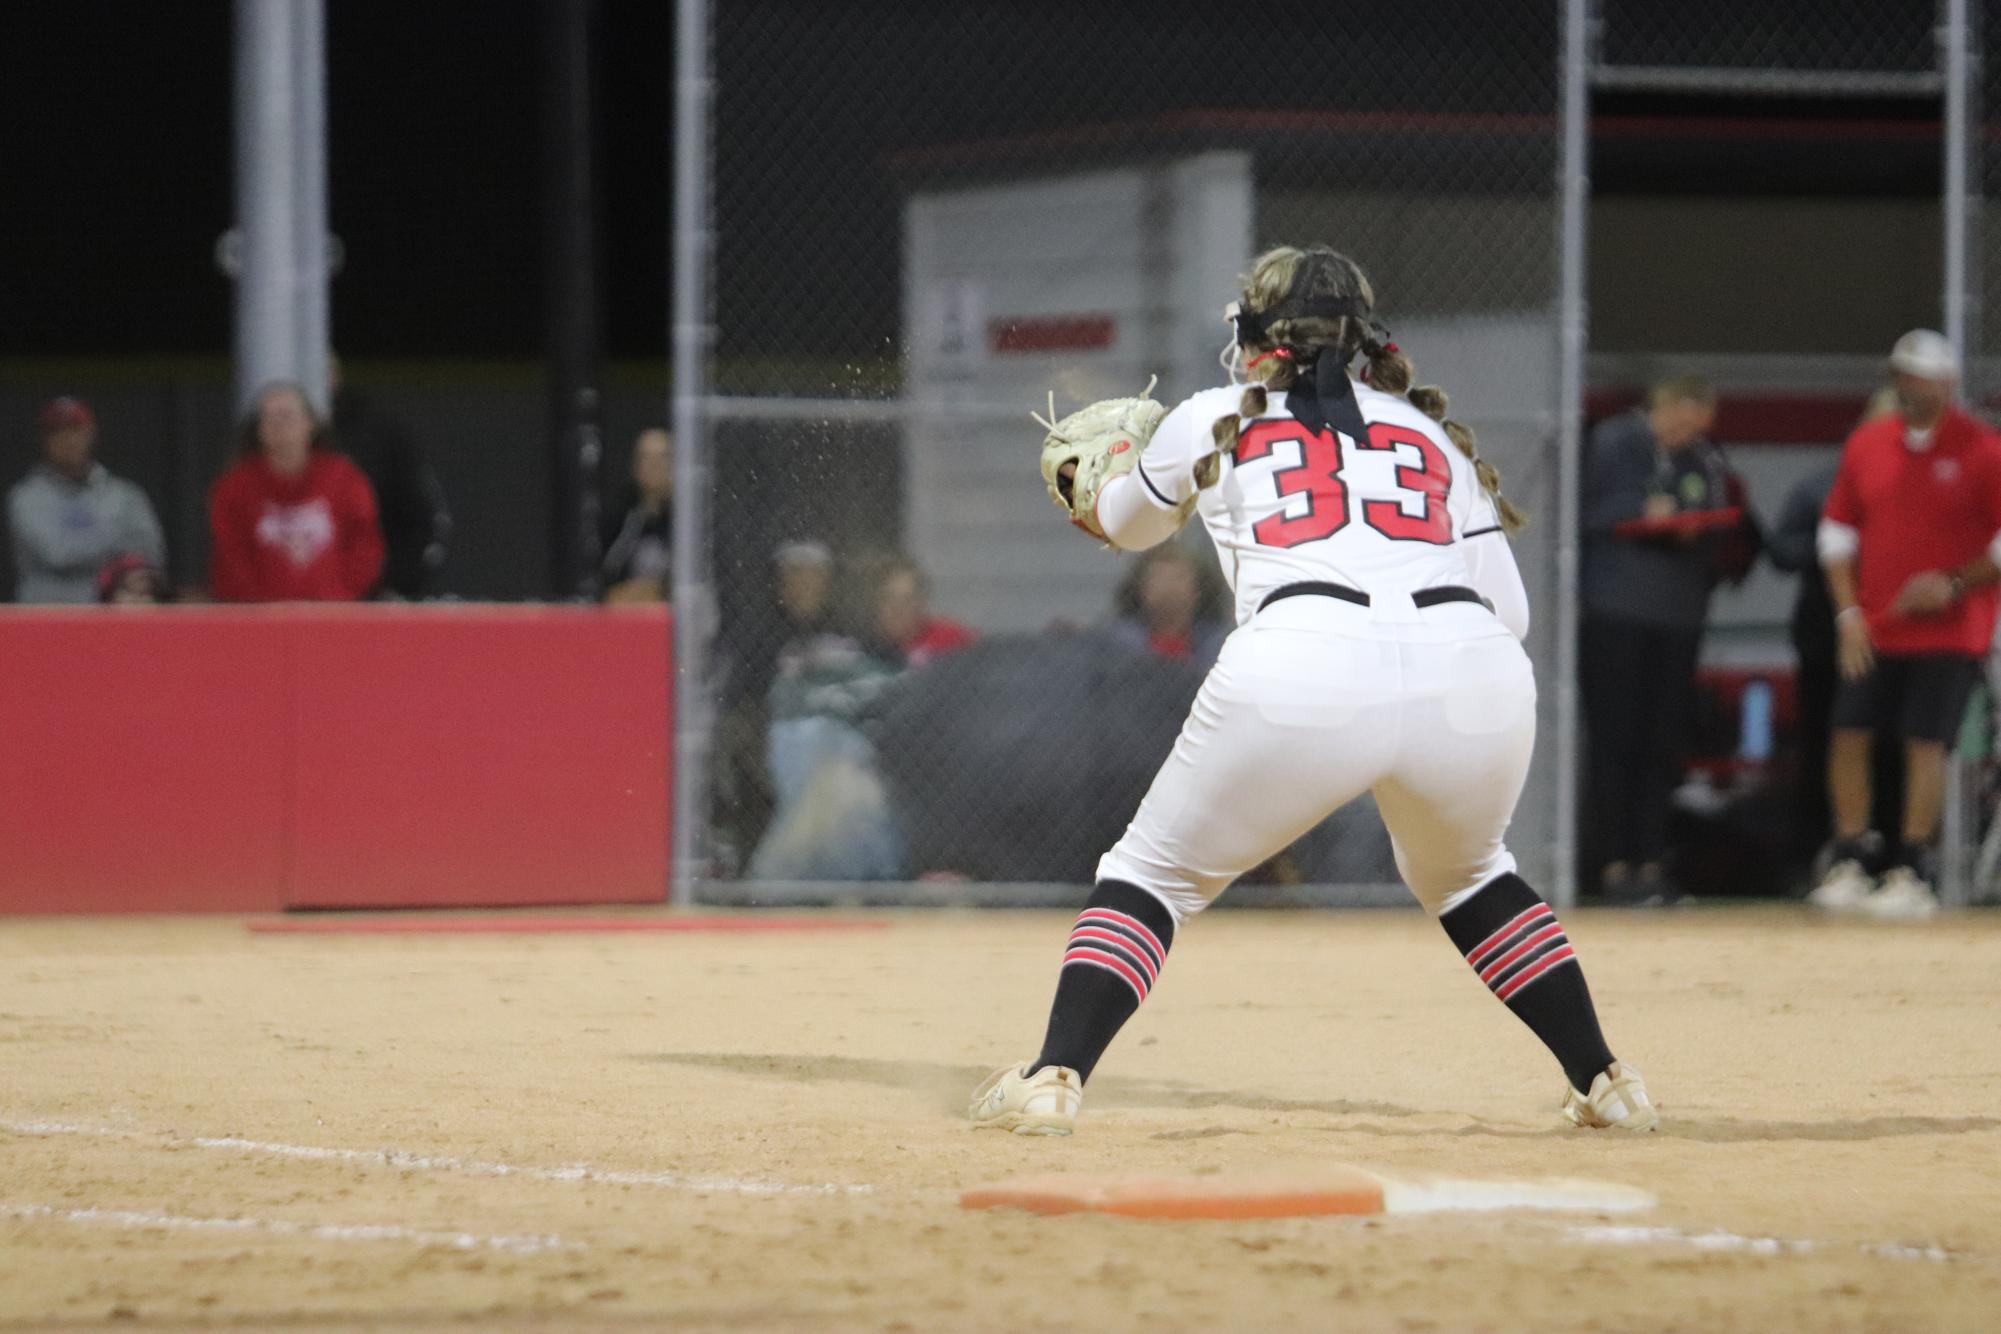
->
[1830, 652, 1984, 745]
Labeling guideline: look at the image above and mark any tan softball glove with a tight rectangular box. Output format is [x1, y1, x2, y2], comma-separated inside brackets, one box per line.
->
[1033, 379, 1168, 542]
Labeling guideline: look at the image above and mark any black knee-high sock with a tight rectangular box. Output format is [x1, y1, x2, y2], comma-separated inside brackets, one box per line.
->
[1440, 873, 1615, 1093]
[1032, 880, 1176, 1083]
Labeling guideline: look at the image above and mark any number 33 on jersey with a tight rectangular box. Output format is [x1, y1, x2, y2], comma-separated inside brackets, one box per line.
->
[1130, 380, 1507, 624]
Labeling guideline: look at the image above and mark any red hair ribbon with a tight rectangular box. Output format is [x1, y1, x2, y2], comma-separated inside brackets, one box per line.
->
[1246, 348, 1295, 371]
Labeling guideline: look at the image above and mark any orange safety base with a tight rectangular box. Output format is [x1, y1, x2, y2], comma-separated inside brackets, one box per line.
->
[961, 1170, 1386, 1220]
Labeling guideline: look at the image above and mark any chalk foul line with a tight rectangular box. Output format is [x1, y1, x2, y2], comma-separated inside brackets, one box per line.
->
[1568, 1223, 1970, 1266]
[0, 1201, 573, 1254]
[0, 1117, 871, 1198]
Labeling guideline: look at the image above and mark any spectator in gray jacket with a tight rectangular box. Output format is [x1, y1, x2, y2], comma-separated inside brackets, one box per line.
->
[1579, 375, 1727, 903]
[8, 397, 165, 603]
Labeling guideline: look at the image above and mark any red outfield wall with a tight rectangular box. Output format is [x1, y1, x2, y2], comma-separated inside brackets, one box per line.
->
[0, 605, 671, 914]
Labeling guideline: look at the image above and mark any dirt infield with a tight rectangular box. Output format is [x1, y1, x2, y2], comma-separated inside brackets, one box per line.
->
[3, 906, 1999, 1332]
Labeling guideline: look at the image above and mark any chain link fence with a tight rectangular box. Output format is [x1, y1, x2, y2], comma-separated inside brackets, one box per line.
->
[684, 1, 1568, 904]
[1594, 0, 1996, 905]
[1595, 0, 1942, 94]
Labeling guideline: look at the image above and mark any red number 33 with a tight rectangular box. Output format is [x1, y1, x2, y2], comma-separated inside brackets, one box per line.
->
[1233, 420, 1452, 549]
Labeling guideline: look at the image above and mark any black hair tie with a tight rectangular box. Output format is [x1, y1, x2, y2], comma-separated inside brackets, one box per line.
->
[1284, 344, 1368, 442]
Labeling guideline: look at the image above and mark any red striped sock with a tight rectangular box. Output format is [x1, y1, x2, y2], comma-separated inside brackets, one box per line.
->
[1033, 880, 1176, 1083]
[1442, 874, 1614, 1092]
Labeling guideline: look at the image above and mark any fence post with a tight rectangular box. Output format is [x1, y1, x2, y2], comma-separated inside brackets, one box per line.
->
[233, 0, 328, 414]
[670, 0, 715, 905]
[1553, 0, 1591, 910]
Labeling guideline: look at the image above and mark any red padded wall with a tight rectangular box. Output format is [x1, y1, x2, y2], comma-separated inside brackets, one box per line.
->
[288, 608, 670, 909]
[0, 606, 670, 915]
[0, 610, 291, 913]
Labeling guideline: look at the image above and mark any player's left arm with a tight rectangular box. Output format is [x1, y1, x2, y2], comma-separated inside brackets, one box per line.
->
[1093, 398, 1203, 551]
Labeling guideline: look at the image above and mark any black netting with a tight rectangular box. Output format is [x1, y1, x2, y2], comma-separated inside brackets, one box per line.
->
[692, 1, 1565, 895]
[1600, 0, 1937, 79]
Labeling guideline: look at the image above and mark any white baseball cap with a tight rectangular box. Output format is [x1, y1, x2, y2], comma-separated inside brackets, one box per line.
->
[773, 538, 833, 569]
[1888, 329, 1959, 381]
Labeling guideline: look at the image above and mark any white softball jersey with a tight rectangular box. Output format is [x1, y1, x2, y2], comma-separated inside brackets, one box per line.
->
[1092, 377, 1537, 920]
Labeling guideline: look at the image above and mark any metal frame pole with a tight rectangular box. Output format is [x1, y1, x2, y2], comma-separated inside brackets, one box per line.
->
[1943, 0, 1973, 365]
[291, 0, 328, 414]
[234, 0, 296, 414]
[1552, 0, 1592, 909]
[232, 0, 327, 415]
[543, 0, 605, 602]
[1941, 0, 1980, 906]
[669, 0, 715, 906]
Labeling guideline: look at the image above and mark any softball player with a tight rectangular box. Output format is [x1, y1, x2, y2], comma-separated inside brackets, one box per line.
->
[972, 245, 1655, 1135]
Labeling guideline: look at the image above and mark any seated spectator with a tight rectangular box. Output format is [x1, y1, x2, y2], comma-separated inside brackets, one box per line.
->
[331, 356, 450, 599]
[774, 538, 834, 635]
[711, 538, 841, 873]
[1107, 543, 1228, 665]
[600, 427, 673, 603]
[95, 552, 171, 605]
[7, 396, 165, 603]
[749, 619, 906, 883]
[858, 553, 973, 667]
[209, 382, 385, 603]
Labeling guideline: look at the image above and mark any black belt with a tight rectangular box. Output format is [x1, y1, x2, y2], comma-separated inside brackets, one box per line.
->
[1258, 581, 1493, 614]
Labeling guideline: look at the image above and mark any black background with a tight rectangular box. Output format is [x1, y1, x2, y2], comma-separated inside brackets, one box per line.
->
[0, 1, 1943, 362]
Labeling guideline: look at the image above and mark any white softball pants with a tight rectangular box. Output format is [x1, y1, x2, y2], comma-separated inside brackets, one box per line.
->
[1096, 595, 1537, 921]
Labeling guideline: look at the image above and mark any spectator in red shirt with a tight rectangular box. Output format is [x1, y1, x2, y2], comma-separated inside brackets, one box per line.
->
[210, 382, 385, 602]
[861, 553, 974, 668]
[1813, 330, 2001, 918]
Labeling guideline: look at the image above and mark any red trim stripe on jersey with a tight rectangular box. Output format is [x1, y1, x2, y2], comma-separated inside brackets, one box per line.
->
[1061, 908, 1166, 1004]
[1464, 903, 1576, 1002]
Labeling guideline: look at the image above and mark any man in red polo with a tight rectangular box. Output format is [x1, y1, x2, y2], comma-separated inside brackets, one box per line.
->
[1814, 330, 2001, 918]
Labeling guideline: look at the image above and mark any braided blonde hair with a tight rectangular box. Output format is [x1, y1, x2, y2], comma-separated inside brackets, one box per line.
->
[1196, 245, 1526, 532]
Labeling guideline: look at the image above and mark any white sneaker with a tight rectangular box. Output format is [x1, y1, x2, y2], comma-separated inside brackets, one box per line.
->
[1861, 867, 1939, 921]
[1561, 1062, 1659, 1132]
[1808, 859, 1874, 912]
[969, 1063, 1082, 1135]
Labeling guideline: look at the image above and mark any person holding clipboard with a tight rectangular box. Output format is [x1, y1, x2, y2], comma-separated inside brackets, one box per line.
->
[1580, 376, 1745, 904]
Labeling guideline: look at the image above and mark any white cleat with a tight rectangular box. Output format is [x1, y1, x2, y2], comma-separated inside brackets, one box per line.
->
[969, 1063, 1082, 1136]
[1562, 1062, 1659, 1132]
[1808, 859, 1874, 913]
[1861, 867, 1939, 921]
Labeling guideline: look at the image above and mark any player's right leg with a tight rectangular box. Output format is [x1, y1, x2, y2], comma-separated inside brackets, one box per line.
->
[972, 620, 1397, 1133]
[1376, 631, 1656, 1132]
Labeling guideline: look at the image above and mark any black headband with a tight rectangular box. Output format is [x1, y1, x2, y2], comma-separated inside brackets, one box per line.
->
[1231, 293, 1372, 347]
[1233, 293, 1382, 441]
